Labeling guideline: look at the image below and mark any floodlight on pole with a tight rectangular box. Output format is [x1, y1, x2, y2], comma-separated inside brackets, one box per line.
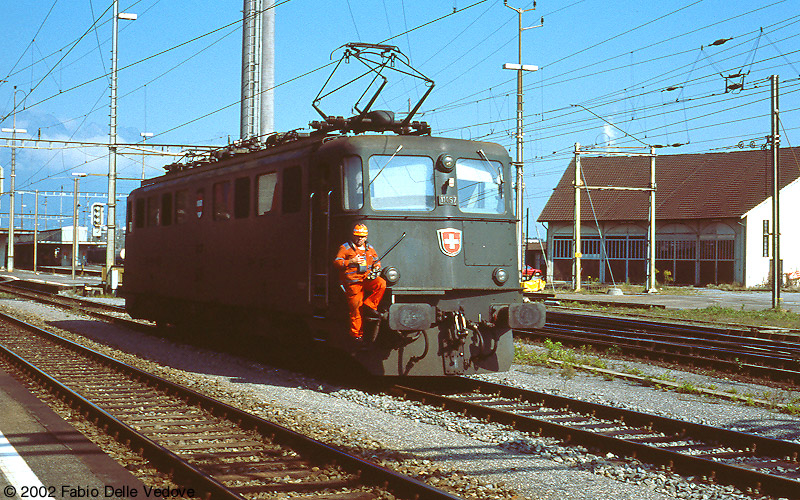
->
[107, 0, 137, 287]
[503, 1, 542, 277]
[502, 63, 539, 72]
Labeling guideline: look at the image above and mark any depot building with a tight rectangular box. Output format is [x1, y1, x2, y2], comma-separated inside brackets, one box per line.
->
[537, 146, 800, 287]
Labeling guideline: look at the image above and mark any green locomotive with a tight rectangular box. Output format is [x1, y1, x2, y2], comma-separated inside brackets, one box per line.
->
[122, 44, 545, 376]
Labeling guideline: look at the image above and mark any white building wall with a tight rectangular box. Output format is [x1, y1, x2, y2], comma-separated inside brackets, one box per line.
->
[742, 177, 800, 287]
[60, 226, 89, 244]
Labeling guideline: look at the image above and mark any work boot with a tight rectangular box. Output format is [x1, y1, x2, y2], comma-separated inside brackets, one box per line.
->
[362, 317, 381, 343]
[361, 305, 381, 319]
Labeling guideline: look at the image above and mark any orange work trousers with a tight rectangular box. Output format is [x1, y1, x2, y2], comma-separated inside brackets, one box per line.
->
[344, 277, 386, 338]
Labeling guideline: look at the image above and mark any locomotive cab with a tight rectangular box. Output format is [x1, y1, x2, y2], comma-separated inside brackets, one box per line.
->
[308, 134, 545, 375]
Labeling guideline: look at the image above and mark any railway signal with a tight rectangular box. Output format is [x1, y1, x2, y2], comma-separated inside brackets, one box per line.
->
[91, 203, 105, 228]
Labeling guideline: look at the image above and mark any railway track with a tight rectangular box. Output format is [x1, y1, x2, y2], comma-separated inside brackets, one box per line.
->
[520, 309, 800, 383]
[4, 279, 800, 496]
[0, 310, 462, 500]
[391, 377, 800, 499]
[0, 280, 139, 323]
[6, 280, 798, 382]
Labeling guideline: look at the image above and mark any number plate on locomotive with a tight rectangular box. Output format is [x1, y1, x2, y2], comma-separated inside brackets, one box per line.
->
[437, 195, 457, 206]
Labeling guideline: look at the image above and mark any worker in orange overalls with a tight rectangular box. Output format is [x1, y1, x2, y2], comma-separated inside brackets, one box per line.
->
[333, 224, 386, 341]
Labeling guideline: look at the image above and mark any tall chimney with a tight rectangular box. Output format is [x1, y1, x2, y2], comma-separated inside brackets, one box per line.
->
[240, 0, 275, 140]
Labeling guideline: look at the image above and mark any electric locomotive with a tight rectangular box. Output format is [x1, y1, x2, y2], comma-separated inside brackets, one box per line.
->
[122, 44, 545, 376]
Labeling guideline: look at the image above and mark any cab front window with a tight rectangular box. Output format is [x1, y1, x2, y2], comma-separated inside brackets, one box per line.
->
[342, 156, 363, 210]
[368, 155, 434, 211]
[456, 158, 505, 214]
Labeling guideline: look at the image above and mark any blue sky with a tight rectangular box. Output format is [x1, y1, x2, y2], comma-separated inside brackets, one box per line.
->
[1, 0, 798, 231]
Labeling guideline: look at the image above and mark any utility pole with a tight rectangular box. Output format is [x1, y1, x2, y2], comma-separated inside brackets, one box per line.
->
[2, 86, 27, 272]
[106, 0, 119, 283]
[107, 1, 137, 285]
[647, 147, 657, 293]
[34, 190, 39, 273]
[140, 132, 153, 179]
[72, 173, 87, 279]
[770, 75, 780, 309]
[573, 143, 582, 291]
[503, 1, 541, 276]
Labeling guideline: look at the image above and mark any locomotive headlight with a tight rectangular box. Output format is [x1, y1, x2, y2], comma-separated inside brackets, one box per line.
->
[492, 267, 509, 285]
[437, 153, 455, 172]
[382, 267, 401, 285]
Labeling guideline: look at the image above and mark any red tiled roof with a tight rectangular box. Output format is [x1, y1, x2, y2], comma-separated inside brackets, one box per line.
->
[538, 147, 800, 222]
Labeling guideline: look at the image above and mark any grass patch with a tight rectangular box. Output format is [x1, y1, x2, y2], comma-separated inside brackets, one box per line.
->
[514, 339, 610, 371]
[623, 366, 644, 376]
[676, 381, 702, 395]
[655, 372, 677, 382]
[784, 403, 800, 416]
[514, 345, 548, 365]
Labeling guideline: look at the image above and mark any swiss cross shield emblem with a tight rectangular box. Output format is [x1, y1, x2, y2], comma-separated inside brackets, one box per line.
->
[437, 228, 462, 257]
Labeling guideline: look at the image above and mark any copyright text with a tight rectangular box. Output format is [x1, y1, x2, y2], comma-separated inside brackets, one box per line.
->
[2, 485, 196, 498]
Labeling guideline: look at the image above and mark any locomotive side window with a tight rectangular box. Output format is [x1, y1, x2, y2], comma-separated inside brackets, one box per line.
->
[368, 155, 434, 211]
[342, 156, 363, 210]
[135, 198, 145, 228]
[196, 189, 205, 218]
[282, 166, 302, 213]
[127, 199, 133, 232]
[147, 195, 160, 226]
[234, 176, 250, 219]
[213, 181, 232, 220]
[175, 189, 188, 224]
[161, 193, 173, 226]
[256, 172, 277, 215]
[456, 158, 505, 214]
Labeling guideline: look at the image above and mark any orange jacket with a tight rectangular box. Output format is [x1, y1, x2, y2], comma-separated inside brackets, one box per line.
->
[334, 241, 381, 285]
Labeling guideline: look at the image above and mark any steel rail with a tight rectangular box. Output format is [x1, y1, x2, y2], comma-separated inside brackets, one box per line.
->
[517, 310, 800, 382]
[542, 324, 800, 368]
[3, 281, 798, 380]
[548, 310, 800, 353]
[391, 377, 800, 499]
[0, 281, 152, 331]
[0, 343, 244, 500]
[548, 308, 800, 337]
[0, 281, 127, 313]
[0, 310, 464, 500]
[523, 325, 800, 382]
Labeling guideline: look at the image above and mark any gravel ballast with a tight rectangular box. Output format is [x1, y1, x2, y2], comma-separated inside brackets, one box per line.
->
[1, 297, 798, 500]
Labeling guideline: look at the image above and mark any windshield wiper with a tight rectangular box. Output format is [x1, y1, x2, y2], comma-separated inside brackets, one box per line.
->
[477, 149, 504, 197]
[368, 144, 403, 188]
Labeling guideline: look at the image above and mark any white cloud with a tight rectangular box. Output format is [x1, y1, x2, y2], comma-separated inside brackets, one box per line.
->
[602, 122, 617, 146]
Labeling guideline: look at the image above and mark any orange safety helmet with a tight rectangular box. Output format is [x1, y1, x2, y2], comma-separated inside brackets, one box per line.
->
[353, 223, 369, 237]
